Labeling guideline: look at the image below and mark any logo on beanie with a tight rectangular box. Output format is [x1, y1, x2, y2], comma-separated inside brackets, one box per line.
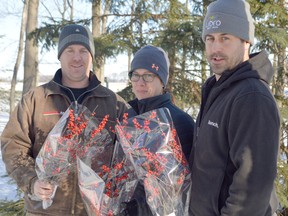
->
[152, 63, 159, 71]
[206, 15, 221, 30]
[75, 28, 80, 32]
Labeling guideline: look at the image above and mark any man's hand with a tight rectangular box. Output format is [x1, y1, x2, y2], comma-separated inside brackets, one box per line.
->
[33, 179, 56, 200]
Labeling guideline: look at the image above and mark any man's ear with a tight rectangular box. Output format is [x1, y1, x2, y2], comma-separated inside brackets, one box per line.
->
[245, 41, 251, 52]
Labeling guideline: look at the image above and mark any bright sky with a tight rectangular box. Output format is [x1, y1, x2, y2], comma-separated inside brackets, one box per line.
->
[0, 0, 129, 80]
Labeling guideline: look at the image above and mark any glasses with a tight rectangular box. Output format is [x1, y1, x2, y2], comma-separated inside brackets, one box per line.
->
[129, 73, 157, 82]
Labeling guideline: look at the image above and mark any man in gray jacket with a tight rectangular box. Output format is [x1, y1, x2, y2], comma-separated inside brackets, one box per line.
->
[189, 0, 280, 215]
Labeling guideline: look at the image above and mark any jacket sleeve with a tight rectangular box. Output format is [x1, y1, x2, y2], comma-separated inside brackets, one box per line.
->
[172, 113, 195, 161]
[221, 92, 280, 216]
[1, 95, 37, 194]
[115, 94, 130, 120]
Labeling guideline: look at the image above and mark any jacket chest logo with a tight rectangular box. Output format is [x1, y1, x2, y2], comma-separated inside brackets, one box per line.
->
[208, 120, 219, 128]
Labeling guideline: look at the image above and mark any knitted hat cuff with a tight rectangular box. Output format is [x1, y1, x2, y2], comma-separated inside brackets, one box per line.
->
[202, 0, 255, 45]
[57, 24, 95, 59]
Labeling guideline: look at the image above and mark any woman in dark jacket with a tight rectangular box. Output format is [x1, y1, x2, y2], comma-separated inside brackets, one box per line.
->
[124, 45, 195, 216]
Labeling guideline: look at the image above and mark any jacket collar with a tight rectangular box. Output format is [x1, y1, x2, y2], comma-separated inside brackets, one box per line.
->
[129, 93, 171, 114]
[43, 69, 111, 98]
[215, 50, 273, 87]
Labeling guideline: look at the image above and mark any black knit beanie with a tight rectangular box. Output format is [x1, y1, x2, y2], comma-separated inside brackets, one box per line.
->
[58, 24, 95, 59]
[129, 45, 170, 87]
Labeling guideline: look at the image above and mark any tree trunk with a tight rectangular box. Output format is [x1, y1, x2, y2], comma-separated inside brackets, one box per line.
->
[67, 0, 74, 21]
[201, 0, 212, 82]
[271, 54, 277, 95]
[128, 0, 135, 73]
[10, 0, 29, 114]
[102, 0, 110, 34]
[201, 51, 208, 83]
[275, 48, 287, 108]
[92, 0, 104, 82]
[23, 0, 39, 95]
[167, 45, 176, 92]
[101, 0, 111, 82]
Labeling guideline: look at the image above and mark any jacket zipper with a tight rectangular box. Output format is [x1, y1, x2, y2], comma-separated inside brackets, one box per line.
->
[52, 80, 100, 104]
[52, 80, 101, 214]
[71, 172, 77, 215]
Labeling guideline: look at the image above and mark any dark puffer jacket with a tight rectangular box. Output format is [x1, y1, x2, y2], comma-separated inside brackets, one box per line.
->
[125, 92, 195, 216]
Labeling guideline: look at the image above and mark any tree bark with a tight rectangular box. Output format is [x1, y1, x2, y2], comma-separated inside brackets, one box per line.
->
[92, 0, 104, 82]
[10, 0, 29, 114]
[23, 0, 39, 95]
[102, 0, 110, 34]
[101, 0, 111, 82]
[67, 0, 74, 21]
[275, 48, 287, 108]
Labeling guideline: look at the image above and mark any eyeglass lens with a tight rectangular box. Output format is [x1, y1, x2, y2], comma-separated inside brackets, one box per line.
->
[130, 73, 156, 82]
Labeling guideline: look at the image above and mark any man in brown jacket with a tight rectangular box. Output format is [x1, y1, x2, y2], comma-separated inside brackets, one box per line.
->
[1, 24, 128, 215]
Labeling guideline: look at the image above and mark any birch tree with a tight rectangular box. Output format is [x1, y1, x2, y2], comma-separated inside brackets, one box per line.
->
[9, 0, 29, 114]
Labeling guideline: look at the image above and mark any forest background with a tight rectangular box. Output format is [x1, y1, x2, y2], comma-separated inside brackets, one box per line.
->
[0, 0, 287, 215]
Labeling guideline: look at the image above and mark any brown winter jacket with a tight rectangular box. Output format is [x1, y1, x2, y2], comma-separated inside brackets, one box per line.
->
[1, 70, 129, 215]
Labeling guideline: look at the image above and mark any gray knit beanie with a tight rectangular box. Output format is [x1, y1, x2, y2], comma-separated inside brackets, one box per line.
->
[129, 45, 170, 87]
[58, 24, 95, 59]
[202, 0, 255, 45]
